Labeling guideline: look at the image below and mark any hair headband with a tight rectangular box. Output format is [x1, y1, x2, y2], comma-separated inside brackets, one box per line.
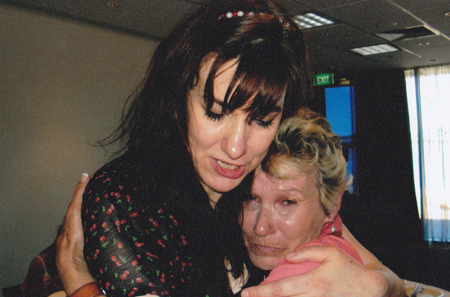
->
[218, 10, 294, 31]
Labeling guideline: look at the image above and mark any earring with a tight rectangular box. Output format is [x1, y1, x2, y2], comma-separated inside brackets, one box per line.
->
[331, 224, 336, 233]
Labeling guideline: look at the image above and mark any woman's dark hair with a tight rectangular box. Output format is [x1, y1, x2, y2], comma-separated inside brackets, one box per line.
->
[103, 0, 312, 165]
[99, 0, 313, 294]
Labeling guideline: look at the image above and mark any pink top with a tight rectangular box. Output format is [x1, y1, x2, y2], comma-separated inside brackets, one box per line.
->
[260, 215, 363, 284]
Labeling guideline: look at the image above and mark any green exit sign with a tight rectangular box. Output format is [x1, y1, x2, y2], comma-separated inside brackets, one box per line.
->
[313, 73, 334, 86]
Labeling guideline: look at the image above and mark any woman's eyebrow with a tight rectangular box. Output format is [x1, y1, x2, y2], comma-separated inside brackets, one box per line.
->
[270, 106, 283, 113]
[280, 187, 308, 198]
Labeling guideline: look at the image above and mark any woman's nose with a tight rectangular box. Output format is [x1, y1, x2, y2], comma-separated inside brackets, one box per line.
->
[221, 118, 248, 160]
[253, 207, 275, 237]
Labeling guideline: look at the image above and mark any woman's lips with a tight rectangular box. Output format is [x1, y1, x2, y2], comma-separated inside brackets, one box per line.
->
[212, 158, 245, 179]
[250, 243, 284, 255]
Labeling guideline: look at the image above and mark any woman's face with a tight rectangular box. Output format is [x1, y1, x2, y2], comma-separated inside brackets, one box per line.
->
[187, 59, 283, 205]
[241, 165, 332, 270]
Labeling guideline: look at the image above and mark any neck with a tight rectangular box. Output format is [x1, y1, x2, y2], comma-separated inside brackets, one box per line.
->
[208, 191, 222, 209]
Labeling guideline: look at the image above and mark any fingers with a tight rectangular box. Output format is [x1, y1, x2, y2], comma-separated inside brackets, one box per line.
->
[56, 173, 95, 295]
[284, 245, 336, 264]
[72, 173, 90, 205]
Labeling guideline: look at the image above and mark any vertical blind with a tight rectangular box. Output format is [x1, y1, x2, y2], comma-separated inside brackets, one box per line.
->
[405, 65, 450, 243]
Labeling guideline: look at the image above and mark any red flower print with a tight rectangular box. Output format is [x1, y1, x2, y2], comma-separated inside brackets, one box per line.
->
[111, 255, 117, 261]
[131, 260, 138, 266]
[100, 236, 106, 242]
[136, 278, 143, 283]
[102, 222, 107, 228]
[118, 242, 123, 248]
[106, 205, 114, 215]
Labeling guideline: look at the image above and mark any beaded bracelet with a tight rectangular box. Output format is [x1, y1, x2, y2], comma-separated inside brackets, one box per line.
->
[69, 282, 104, 297]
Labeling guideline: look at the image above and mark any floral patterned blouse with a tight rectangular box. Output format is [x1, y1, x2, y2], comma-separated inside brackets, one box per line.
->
[82, 158, 198, 297]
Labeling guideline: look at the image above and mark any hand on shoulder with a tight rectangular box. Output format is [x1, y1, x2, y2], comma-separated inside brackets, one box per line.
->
[241, 245, 405, 297]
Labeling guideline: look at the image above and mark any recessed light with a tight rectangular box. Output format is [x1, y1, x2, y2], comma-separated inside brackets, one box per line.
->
[107, 2, 119, 8]
[429, 59, 437, 63]
[350, 44, 399, 56]
[418, 42, 430, 46]
[445, 12, 450, 17]
[293, 13, 334, 29]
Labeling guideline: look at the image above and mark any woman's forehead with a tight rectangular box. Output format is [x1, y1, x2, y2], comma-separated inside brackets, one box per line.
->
[253, 167, 319, 199]
[199, 57, 286, 113]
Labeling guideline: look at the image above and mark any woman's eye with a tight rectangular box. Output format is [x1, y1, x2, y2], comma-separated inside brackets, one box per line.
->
[282, 199, 296, 206]
[205, 109, 225, 121]
[254, 118, 274, 128]
[243, 195, 260, 209]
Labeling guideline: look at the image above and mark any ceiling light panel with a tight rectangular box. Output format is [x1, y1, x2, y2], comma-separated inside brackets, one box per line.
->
[351, 44, 399, 56]
[294, 13, 334, 29]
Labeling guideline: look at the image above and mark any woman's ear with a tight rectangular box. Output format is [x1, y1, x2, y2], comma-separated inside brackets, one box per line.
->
[325, 191, 343, 223]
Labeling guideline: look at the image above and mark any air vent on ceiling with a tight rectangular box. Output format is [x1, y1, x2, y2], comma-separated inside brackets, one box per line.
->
[376, 26, 436, 42]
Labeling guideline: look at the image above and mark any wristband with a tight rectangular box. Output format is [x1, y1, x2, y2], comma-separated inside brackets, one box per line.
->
[69, 282, 104, 297]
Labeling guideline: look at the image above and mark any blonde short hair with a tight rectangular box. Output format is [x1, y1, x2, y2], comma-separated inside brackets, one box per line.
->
[262, 108, 352, 215]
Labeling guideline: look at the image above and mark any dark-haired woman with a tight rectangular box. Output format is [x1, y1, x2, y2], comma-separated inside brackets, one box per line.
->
[56, 1, 406, 296]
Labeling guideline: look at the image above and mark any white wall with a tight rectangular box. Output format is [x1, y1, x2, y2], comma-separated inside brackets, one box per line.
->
[0, 4, 158, 293]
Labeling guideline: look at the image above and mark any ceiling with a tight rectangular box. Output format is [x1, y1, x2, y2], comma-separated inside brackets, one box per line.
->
[2, 0, 450, 77]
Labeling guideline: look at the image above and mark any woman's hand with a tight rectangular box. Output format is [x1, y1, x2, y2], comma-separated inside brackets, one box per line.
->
[240, 245, 406, 297]
[56, 173, 96, 296]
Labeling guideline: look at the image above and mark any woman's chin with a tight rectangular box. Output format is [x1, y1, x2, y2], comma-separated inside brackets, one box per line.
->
[250, 256, 278, 271]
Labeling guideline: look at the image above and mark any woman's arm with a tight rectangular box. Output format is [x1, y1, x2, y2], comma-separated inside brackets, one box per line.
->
[57, 165, 194, 297]
[341, 224, 406, 297]
[240, 226, 406, 297]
